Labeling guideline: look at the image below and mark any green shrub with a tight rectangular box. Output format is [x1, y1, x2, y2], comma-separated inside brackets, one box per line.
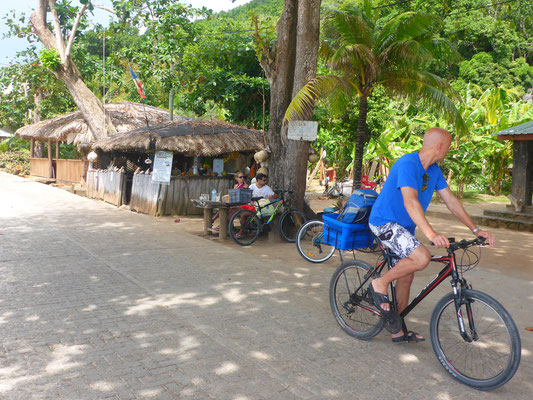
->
[39, 48, 61, 71]
[0, 151, 30, 175]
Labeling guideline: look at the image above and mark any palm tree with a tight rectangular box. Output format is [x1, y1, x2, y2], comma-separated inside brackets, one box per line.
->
[285, 0, 465, 189]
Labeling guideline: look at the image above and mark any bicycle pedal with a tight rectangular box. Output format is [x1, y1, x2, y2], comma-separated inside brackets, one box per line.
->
[383, 315, 402, 334]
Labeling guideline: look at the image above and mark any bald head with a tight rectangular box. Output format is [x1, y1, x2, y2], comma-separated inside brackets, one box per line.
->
[419, 127, 452, 164]
[422, 127, 452, 148]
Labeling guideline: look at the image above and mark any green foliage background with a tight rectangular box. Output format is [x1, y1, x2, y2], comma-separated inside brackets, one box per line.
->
[0, 0, 531, 196]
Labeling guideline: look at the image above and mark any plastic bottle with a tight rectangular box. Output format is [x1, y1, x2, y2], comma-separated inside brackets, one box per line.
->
[211, 188, 217, 202]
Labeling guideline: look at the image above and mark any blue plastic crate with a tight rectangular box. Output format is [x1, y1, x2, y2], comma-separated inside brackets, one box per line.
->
[323, 213, 374, 250]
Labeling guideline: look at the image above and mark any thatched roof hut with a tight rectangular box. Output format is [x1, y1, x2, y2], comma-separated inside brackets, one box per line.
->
[15, 102, 171, 144]
[91, 119, 265, 157]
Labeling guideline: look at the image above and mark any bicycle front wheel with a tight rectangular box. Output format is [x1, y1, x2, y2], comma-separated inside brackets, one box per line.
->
[329, 260, 384, 340]
[296, 220, 335, 263]
[228, 209, 261, 246]
[278, 209, 307, 242]
[430, 289, 521, 390]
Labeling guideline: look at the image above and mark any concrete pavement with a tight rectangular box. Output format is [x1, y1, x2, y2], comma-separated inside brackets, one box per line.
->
[1, 171, 532, 399]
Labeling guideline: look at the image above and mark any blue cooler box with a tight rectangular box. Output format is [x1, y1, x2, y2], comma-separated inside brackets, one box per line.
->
[323, 213, 374, 250]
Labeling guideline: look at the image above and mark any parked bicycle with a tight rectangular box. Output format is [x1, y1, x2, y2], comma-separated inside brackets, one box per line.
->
[296, 190, 377, 264]
[228, 190, 307, 246]
[323, 178, 350, 198]
[329, 236, 521, 390]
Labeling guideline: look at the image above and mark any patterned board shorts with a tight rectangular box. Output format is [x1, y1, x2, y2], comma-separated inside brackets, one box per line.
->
[369, 222, 421, 267]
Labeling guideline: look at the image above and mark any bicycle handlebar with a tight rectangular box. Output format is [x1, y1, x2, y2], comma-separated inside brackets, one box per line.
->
[430, 237, 486, 251]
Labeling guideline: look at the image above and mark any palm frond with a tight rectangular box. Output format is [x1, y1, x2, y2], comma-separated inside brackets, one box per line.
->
[379, 39, 433, 67]
[395, 13, 440, 41]
[376, 12, 441, 54]
[330, 43, 374, 76]
[326, 10, 373, 49]
[380, 70, 466, 134]
[428, 38, 462, 63]
[284, 75, 355, 122]
[319, 41, 336, 64]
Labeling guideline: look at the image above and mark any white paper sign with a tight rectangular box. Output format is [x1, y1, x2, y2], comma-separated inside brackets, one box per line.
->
[287, 121, 318, 141]
[213, 158, 224, 176]
[152, 151, 173, 185]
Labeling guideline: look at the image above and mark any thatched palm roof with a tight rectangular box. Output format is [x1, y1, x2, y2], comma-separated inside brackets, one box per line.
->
[15, 102, 172, 144]
[91, 119, 265, 157]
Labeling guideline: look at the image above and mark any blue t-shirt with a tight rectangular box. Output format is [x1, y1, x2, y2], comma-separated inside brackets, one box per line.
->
[369, 152, 448, 233]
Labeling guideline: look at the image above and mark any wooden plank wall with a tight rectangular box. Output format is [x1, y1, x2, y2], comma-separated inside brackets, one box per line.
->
[130, 173, 161, 216]
[129, 175, 233, 216]
[87, 171, 99, 198]
[163, 177, 233, 216]
[86, 170, 125, 207]
[102, 170, 126, 207]
[30, 158, 53, 178]
[56, 159, 89, 183]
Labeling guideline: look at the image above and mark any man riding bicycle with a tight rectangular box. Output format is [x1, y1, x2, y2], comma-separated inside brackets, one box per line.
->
[368, 127, 495, 343]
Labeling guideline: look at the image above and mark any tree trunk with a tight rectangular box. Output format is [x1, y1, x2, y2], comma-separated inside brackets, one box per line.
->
[33, 90, 44, 157]
[54, 61, 116, 140]
[260, 0, 321, 210]
[30, 0, 116, 141]
[352, 96, 368, 190]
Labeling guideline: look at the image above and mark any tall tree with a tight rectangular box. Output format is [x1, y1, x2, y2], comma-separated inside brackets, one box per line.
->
[111, 0, 209, 111]
[285, 0, 464, 189]
[254, 0, 321, 208]
[30, 0, 116, 140]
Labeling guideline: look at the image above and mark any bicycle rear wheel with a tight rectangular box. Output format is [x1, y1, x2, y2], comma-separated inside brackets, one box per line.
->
[228, 209, 261, 246]
[296, 220, 335, 263]
[278, 209, 307, 242]
[329, 260, 384, 340]
[430, 289, 521, 390]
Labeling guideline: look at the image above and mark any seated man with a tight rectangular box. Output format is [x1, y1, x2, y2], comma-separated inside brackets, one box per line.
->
[249, 173, 277, 199]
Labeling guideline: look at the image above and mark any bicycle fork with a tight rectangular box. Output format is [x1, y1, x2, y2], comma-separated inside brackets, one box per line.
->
[453, 282, 478, 343]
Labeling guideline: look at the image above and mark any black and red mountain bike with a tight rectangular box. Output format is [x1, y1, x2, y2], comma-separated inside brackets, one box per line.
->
[329, 236, 521, 390]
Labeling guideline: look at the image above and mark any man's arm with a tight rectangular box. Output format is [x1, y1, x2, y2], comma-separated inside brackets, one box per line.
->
[401, 187, 450, 248]
[265, 185, 277, 199]
[437, 187, 495, 246]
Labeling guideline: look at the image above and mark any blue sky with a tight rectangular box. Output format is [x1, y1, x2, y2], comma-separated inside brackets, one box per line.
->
[0, 0, 251, 65]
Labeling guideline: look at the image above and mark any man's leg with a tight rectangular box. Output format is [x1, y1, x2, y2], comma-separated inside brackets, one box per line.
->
[395, 273, 414, 314]
[371, 245, 431, 311]
[372, 247, 430, 341]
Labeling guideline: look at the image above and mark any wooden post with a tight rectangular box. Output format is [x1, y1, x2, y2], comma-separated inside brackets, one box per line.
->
[47, 139, 53, 178]
[319, 148, 325, 181]
[55, 140, 60, 159]
[511, 140, 533, 209]
[218, 206, 228, 240]
[306, 148, 324, 187]
[203, 208, 213, 235]
[30, 138, 35, 157]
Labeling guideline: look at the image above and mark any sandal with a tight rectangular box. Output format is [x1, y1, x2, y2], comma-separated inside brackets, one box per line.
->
[392, 320, 425, 343]
[367, 282, 402, 334]
[392, 331, 425, 343]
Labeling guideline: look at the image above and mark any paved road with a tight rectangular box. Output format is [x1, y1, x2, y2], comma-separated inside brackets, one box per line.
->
[1, 172, 532, 399]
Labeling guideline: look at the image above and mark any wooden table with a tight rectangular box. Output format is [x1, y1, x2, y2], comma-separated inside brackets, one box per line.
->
[190, 199, 239, 239]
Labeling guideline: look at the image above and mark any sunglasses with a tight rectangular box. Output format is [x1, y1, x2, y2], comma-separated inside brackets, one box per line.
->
[422, 173, 429, 192]
[237, 176, 244, 178]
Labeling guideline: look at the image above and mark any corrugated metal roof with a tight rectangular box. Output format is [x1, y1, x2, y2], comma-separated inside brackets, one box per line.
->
[495, 121, 533, 136]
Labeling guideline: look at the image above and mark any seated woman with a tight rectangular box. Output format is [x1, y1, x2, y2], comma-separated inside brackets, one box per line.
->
[233, 172, 249, 190]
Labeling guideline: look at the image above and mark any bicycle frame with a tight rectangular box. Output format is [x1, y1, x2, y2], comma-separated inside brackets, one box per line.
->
[365, 242, 477, 342]
[249, 197, 285, 225]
